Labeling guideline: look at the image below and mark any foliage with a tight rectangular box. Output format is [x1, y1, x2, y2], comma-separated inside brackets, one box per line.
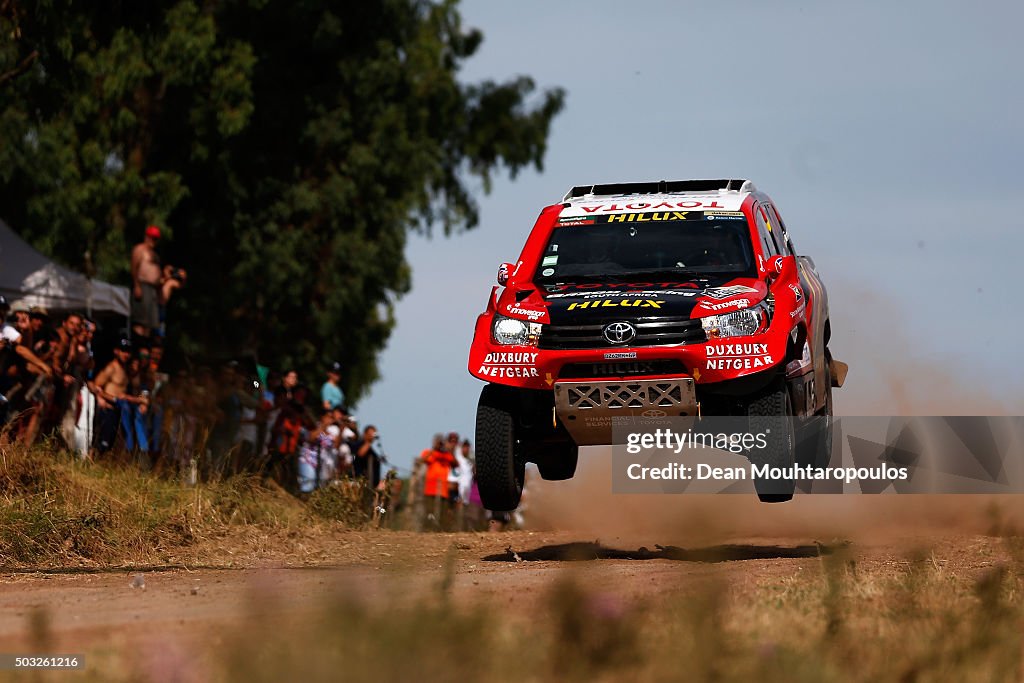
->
[0, 0, 564, 399]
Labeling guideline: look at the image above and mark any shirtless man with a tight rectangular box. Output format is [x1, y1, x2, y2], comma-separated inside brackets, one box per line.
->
[0, 302, 52, 437]
[51, 313, 82, 383]
[89, 338, 142, 453]
[131, 225, 163, 337]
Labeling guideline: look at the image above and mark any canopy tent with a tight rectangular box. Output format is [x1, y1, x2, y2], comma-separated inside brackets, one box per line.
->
[0, 218, 130, 317]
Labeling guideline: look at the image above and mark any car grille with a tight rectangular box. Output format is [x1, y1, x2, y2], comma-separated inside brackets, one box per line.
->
[539, 317, 706, 350]
[558, 360, 688, 379]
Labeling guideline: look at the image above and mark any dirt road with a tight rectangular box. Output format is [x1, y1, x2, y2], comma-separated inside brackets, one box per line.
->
[0, 525, 1013, 649]
[1, 462, 1021, 681]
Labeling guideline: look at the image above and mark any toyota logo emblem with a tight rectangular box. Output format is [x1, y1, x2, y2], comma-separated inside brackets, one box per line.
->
[603, 321, 636, 345]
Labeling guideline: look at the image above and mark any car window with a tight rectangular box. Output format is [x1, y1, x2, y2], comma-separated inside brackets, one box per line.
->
[765, 204, 793, 256]
[754, 204, 778, 259]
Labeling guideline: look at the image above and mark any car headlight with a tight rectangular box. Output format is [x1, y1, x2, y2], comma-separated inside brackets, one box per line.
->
[492, 314, 542, 346]
[701, 298, 773, 339]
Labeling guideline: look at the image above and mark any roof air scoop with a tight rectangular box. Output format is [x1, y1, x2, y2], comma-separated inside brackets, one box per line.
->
[562, 179, 751, 202]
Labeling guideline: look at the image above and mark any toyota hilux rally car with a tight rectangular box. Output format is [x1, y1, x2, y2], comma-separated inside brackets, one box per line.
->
[468, 179, 846, 508]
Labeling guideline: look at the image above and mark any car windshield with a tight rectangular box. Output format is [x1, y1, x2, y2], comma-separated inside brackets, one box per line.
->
[533, 214, 755, 283]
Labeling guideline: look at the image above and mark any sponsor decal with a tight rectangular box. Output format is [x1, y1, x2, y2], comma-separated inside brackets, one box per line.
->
[483, 352, 538, 364]
[568, 299, 664, 310]
[542, 268, 555, 276]
[559, 209, 746, 226]
[588, 361, 659, 375]
[546, 282, 700, 292]
[505, 305, 545, 321]
[542, 255, 558, 266]
[641, 409, 667, 418]
[583, 415, 633, 427]
[604, 351, 638, 360]
[478, 366, 538, 378]
[577, 201, 726, 213]
[604, 211, 689, 223]
[789, 284, 803, 303]
[705, 343, 774, 371]
[478, 351, 540, 379]
[771, 256, 785, 272]
[547, 290, 697, 299]
[700, 285, 758, 300]
[698, 298, 750, 312]
[497, 263, 509, 284]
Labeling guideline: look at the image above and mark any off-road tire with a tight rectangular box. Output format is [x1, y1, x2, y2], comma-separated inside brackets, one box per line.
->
[530, 441, 579, 481]
[475, 385, 525, 511]
[745, 377, 796, 503]
[796, 353, 834, 470]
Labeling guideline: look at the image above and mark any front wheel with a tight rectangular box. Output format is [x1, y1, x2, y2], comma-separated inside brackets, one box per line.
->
[475, 385, 525, 511]
[744, 377, 796, 503]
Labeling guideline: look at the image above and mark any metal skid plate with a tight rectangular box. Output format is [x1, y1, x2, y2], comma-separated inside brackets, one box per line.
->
[553, 378, 697, 445]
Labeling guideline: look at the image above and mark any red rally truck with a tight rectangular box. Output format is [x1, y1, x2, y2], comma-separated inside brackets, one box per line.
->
[468, 179, 846, 508]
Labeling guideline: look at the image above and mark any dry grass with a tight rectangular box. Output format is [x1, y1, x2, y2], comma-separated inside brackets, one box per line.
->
[0, 441, 327, 568]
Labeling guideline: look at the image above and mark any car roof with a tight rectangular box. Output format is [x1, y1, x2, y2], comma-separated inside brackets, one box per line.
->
[559, 179, 755, 217]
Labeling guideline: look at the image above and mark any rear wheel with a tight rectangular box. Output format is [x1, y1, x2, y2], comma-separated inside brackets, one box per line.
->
[530, 440, 579, 481]
[744, 377, 796, 503]
[796, 354, 834, 470]
[475, 385, 526, 511]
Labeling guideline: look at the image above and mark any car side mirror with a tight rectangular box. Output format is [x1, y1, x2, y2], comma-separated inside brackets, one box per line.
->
[497, 262, 513, 286]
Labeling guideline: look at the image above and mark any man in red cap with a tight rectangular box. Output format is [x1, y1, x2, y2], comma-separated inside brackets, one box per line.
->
[131, 225, 163, 337]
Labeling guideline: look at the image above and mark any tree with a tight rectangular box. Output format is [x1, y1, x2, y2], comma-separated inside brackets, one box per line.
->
[0, 0, 564, 401]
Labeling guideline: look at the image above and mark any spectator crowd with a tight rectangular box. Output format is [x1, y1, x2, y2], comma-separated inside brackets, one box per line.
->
[0, 225, 508, 531]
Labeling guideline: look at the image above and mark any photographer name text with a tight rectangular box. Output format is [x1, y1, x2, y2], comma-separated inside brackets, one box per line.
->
[626, 462, 909, 484]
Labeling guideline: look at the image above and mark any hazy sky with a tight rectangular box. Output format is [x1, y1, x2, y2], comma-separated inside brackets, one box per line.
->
[358, 0, 1024, 473]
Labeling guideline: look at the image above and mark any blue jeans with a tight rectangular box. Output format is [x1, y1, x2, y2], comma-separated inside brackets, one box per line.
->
[147, 405, 163, 453]
[118, 399, 149, 453]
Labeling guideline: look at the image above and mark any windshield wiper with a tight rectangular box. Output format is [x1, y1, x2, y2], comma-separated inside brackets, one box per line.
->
[610, 268, 711, 281]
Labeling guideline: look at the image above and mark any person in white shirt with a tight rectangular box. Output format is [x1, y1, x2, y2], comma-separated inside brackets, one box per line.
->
[331, 405, 357, 474]
[455, 440, 474, 505]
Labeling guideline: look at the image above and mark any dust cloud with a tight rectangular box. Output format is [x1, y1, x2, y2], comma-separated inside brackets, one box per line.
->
[522, 281, 1023, 546]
